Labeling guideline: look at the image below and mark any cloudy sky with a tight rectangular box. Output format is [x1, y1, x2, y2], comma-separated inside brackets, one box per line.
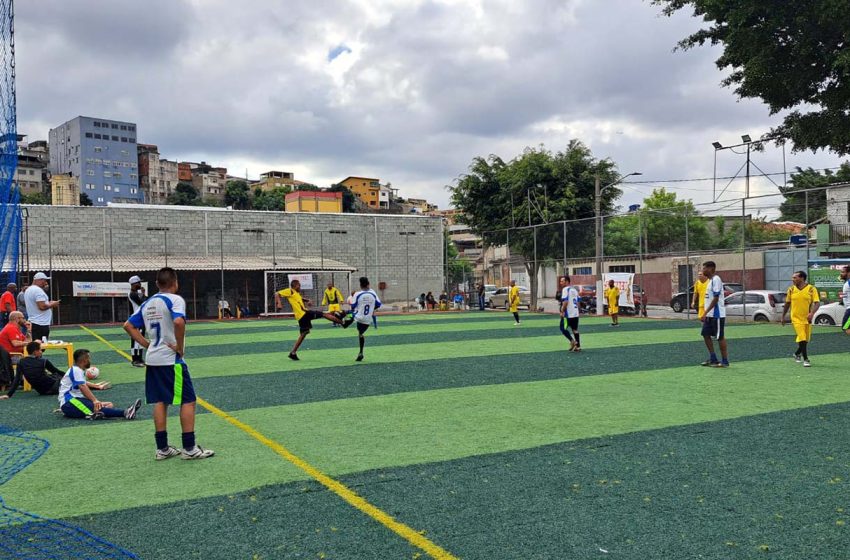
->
[15, 0, 845, 215]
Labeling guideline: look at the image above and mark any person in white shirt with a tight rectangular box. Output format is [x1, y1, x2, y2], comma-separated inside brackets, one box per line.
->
[840, 265, 850, 335]
[124, 267, 214, 461]
[700, 261, 729, 367]
[343, 276, 382, 362]
[218, 297, 233, 319]
[559, 276, 582, 352]
[24, 272, 60, 342]
[58, 348, 140, 421]
[128, 275, 148, 367]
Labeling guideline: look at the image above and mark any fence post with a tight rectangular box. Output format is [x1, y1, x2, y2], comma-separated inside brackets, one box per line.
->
[47, 226, 53, 300]
[685, 209, 690, 319]
[109, 227, 115, 323]
[741, 198, 747, 320]
[272, 230, 277, 269]
[163, 229, 168, 267]
[320, 231, 324, 270]
[219, 227, 225, 309]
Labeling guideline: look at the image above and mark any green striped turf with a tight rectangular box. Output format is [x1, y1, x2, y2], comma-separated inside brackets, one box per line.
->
[5, 350, 850, 519]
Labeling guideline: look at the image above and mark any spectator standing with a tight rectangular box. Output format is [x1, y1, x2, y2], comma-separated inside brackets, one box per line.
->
[128, 275, 148, 367]
[0, 283, 16, 326]
[477, 283, 485, 310]
[24, 272, 59, 342]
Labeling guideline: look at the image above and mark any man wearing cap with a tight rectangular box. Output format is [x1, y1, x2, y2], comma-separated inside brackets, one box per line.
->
[24, 272, 60, 342]
[128, 275, 147, 367]
[0, 283, 15, 327]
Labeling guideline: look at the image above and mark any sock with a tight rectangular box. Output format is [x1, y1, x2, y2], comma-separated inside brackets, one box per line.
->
[513, 312, 520, 322]
[155, 431, 168, 450]
[560, 319, 573, 341]
[359, 336, 365, 354]
[709, 352, 717, 362]
[182, 431, 196, 451]
[800, 342, 808, 360]
[795, 343, 802, 356]
[574, 333, 580, 346]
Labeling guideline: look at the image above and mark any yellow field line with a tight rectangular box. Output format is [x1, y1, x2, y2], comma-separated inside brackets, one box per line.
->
[78, 325, 459, 560]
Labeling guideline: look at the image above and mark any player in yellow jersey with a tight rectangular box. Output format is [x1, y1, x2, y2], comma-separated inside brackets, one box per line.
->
[780, 270, 820, 367]
[508, 280, 521, 325]
[275, 279, 344, 361]
[692, 272, 709, 320]
[604, 279, 620, 326]
[322, 281, 345, 327]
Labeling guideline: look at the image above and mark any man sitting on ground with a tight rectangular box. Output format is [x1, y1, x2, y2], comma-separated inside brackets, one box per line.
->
[1, 340, 111, 400]
[57, 348, 139, 420]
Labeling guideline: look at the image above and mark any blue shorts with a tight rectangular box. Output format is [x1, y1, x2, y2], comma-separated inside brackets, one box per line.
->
[701, 317, 726, 340]
[145, 362, 196, 405]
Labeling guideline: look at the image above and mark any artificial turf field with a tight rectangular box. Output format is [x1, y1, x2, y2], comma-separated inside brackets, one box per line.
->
[2, 311, 850, 559]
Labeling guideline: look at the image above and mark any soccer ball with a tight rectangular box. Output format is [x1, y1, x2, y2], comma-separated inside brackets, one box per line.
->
[85, 367, 100, 380]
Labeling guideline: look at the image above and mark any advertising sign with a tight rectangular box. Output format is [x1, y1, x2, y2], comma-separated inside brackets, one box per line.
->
[602, 273, 635, 308]
[72, 281, 149, 298]
[808, 259, 850, 301]
[288, 273, 314, 290]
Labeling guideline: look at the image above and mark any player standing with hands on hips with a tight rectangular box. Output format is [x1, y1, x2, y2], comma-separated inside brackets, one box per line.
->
[128, 275, 147, 367]
[124, 267, 214, 461]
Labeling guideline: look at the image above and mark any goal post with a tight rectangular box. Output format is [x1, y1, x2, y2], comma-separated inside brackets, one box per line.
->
[263, 270, 352, 316]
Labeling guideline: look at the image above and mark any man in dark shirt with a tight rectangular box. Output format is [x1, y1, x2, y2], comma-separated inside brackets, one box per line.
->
[1, 341, 111, 399]
[127, 275, 147, 367]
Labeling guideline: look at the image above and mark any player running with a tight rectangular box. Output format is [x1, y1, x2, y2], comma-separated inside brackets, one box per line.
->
[559, 276, 581, 352]
[276, 279, 344, 360]
[508, 280, 521, 325]
[604, 279, 620, 326]
[343, 276, 382, 362]
[781, 270, 820, 367]
[700, 261, 730, 368]
[124, 267, 214, 460]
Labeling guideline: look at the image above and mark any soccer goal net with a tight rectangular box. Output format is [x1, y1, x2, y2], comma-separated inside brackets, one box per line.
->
[263, 270, 352, 316]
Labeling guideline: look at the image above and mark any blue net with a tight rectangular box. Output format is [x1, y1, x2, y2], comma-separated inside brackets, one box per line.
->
[0, 0, 19, 287]
[0, 425, 139, 559]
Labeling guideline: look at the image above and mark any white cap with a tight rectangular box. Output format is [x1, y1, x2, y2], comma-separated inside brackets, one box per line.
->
[128, 275, 142, 284]
[33, 272, 50, 280]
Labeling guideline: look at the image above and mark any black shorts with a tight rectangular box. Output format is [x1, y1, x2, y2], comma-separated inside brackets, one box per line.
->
[701, 317, 726, 340]
[565, 317, 579, 330]
[356, 322, 370, 335]
[297, 310, 325, 333]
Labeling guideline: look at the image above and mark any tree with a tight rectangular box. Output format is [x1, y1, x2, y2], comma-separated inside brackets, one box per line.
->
[167, 182, 202, 206]
[446, 235, 474, 289]
[778, 163, 850, 223]
[451, 140, 620, 308]
[225, 180, 251, 209]
[253, 186, 289, 211]
[327, 184, 357, 212]
[656, 0, 850, 154]
[295, 183, 321, 192]
[80, 192, 93, 206]
[19, 191, 49, 205]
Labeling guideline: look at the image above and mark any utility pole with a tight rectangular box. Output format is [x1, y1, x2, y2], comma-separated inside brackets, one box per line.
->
[594, 175, 603, 315]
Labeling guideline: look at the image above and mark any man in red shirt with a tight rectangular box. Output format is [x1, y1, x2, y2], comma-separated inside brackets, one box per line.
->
[0, 310, 30, 358]
[0, 282, 15, 327]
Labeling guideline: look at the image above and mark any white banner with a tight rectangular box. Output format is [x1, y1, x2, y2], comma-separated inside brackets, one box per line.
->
[288, 273, 314, 290]
[603, 273, 635, 308]
[73, 281, 149, 298]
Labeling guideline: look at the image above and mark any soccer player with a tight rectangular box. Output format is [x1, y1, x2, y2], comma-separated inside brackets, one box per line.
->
[128, 275, 147, 367]
[57, 348, 140, 421]
[343, 276, 382, 361]
[692, 271, 709, 320]
[559, 276, 581, 352]
[322, 281, 345, 326]
[840, 265, 850, 335]
[275, 279, 344, 360]
[124, 267, 214, 460]
[509, 280, 521, 325]
[700, 261, 729, 368]
[781, 270, 820, 367]
[604, 279, 620, 326]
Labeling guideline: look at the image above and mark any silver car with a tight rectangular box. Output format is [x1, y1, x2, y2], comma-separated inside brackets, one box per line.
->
[489, 286, 531, 309]
[813, 301, 847, 326]
[723, 290, 786, 322]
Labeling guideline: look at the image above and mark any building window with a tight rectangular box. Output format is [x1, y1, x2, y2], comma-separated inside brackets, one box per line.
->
[86, 169, 95, 176]
[130, 173, 137, 180]
[572, 267, 592, 275]
[93, 122, 101, 128]
[608, 265, 636, 273]
[111, 135, 119, 141]
[94, 134, 101, 139]
[85, 132, 93, 138]
[129, 138, 136, 143]
[121, 137, 127, 142]
[97, 197, 104, 202]
[111, 124, 118, 129]
[104, 171, 112, 177]
[130, 188, 137, 194]
[121, 149, 129, 156]
[113, 172, 122, 179]
[94, 146, 102, 153]
[104, 184, 112, 191]
[114, 186, 120, 193]
[103, 159, 111, 165]
[120, 125, 127, 130]
[129, 126, 135, 132]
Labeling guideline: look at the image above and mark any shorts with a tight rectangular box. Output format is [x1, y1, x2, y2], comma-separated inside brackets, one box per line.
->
[701, 317, 725, 340]
[563, 316, 579, 330]
[608, 306, 619, 316]
[793, 323, 812, 343]
[297, 310, 325, 334]
[327, 304, 342, 314]
[145, 362, 197, 406]
[842, 308, 850, 330]
[356, 322, 370, 335]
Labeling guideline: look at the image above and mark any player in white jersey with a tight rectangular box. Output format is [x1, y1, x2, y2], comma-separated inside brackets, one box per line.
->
[343, 276, 382, 362]
[128, 275, 147, 367]
[558, 276, 582, 352]
[700, 260, 729, 368]
[840, 265, 850, 334]
[124, 267, 214, 461]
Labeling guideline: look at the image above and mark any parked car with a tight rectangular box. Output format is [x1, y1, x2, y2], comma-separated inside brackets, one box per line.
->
[723, 290, 785, 322]
[670, 282, 744, 313]
[577, 285, 596, 298]
[813, 300, 846, 326]
[489, 286, 531, 309]
[483, 284, 497, 307]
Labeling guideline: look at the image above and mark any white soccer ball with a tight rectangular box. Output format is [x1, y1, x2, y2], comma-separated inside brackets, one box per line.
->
[85, 367, 100, 380]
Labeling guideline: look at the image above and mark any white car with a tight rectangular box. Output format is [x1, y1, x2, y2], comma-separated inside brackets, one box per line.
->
[722, 290, 786, 322]
[812, 301, 848, 327]
[489, 286, 531, 309]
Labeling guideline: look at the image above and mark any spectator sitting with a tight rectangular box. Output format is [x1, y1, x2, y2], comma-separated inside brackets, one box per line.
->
[453, 292, 465, 310]
[0, 311, 31, 363]
[439, 291, 449, 311]
[0, 341, 111, 400]
[417, 293, 426, 311]
[218, 297, 233, 319]
[425, 291, 436, 310]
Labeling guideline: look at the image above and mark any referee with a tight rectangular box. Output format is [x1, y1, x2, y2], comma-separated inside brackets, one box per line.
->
[128, 275, 147, 367]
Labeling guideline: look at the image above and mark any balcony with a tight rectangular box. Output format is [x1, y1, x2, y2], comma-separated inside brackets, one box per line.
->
[817, 224, 850, 255]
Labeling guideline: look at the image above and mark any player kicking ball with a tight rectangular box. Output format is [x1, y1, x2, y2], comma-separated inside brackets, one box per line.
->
[276, 279, 344, 360]
[343, 276, 382, 361]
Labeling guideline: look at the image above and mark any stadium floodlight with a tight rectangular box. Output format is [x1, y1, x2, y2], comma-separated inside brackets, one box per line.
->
[741, 134, 752, 143]
[712, 141, 723, 149]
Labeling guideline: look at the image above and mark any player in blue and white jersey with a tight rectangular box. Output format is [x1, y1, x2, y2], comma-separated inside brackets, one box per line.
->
[124, 267, 214, 461]
[700, 260, 730, 368]
[559, 276, 582, 352]
[58, 348, 140, 421]
[343, 276, 382, 362]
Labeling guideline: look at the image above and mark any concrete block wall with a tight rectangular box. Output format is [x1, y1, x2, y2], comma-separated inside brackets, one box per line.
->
[22, 205, 445, 301]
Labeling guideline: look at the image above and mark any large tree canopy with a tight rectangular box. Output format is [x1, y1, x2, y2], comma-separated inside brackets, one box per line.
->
[656, 0, 850, 154]
[778, 163, 850, 223]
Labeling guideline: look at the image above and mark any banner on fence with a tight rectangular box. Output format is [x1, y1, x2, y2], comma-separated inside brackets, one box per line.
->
[72, 281, 149, 298]
[288, 273, 314, 290]
[808, 259, 850, 301]
[603, 273, 635, 308]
